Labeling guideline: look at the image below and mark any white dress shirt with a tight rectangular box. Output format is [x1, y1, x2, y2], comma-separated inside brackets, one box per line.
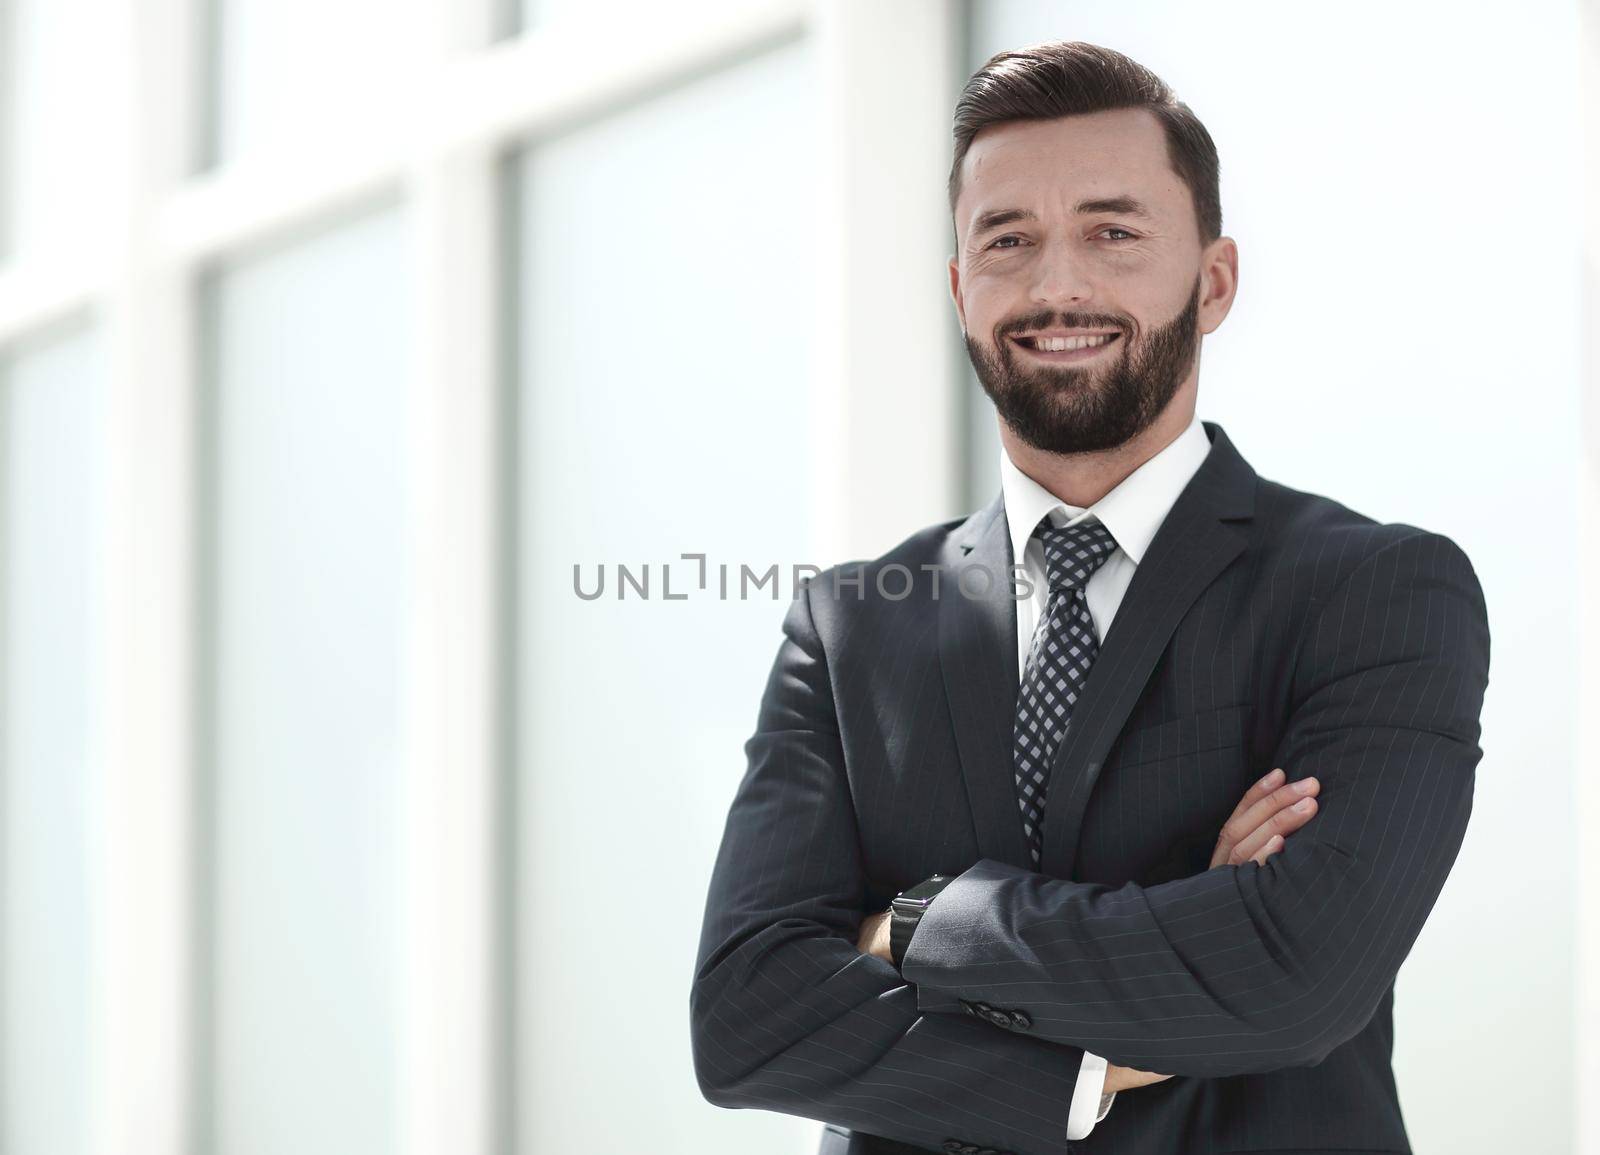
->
[997, 412, 1213, 1141]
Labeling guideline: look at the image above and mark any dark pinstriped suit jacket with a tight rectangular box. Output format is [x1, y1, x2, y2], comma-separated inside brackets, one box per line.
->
[690, 420, 1491, 1155]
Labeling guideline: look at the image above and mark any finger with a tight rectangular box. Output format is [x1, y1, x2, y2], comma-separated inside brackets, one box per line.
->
[1216, 776, 1319, 857]
[1212, 778, 1321, 869]
[1106, 1064, 1173, 1093]
[1249, 833, 1283, 866]
[1231, 776, 1320, 838]
[1230, 767, 1285, 823]
[1211, 768, 1285, 861]
[1230, 795, 1318, 865]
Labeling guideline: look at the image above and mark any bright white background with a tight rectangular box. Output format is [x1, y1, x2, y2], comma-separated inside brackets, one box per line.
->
[0, 2, 1592, 1154]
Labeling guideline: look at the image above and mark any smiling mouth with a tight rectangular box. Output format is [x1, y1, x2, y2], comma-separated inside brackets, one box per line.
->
[1009, 332, 1122, 359]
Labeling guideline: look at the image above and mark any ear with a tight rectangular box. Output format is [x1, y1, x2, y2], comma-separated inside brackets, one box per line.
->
[1198, 236, 1239, 336]
[948, 255, 967, 337]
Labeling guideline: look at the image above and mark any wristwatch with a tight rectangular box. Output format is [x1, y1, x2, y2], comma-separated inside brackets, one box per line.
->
[889, 873, 956, 970]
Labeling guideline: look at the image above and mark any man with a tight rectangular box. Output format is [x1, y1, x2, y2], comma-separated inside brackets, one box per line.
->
[690, 41, 1489, 1155]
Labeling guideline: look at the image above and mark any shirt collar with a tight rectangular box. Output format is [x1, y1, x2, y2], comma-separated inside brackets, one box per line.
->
[1000, 412, 1212, 568]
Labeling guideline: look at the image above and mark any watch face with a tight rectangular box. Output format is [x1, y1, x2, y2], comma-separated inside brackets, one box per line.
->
[897, 875, 949, 907]
[902, 870, 947, 902]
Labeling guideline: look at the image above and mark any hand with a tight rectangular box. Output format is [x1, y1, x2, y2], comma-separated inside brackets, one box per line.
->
[1210, 767, 1320, 869]
[857, 908, 893, 962]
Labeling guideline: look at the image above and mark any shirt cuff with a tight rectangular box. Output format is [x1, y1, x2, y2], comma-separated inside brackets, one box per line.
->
[1065, 1050, 1111, 1140]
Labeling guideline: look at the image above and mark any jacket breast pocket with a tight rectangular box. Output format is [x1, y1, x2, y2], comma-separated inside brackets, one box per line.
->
[1111, 702, 1253, 768]
[1080, 704, 1257, 883]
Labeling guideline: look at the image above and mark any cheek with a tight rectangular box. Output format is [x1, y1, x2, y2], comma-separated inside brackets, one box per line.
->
[968, 255, 1026, 283]
[1108, 250, 1179, 295]
[961, 267, 1029, 319]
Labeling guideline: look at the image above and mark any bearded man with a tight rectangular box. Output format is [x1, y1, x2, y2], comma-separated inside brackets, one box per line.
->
[691, 40, 1490, 1155]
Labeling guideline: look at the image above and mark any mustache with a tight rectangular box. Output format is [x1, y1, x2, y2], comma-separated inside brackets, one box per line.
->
[999, 312, 1133, 338]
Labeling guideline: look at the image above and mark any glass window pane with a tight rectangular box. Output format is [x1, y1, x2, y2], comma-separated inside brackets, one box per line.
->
[509, 38, 815, 1152]
[206, 0, 414, 167]
[202, 206, 408, 1155]
[0, 322, 104, 1155]
[2, 0, 116, 259]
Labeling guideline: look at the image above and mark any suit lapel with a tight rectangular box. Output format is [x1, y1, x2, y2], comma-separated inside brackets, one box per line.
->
[938, 421, 1258, 879]
[937, 490, 1029, 868]
[1040, 421, 1257, 877]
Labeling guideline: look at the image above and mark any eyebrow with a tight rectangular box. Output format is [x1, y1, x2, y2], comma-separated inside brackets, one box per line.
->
[970, 196, 1157, 237]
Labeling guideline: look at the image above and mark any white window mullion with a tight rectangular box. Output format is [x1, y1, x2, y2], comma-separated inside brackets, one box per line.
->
[400, 5, 504, 1154]
[98, 0, 203, 1152]
[807, 0, 964, 563]
[399, 140, 505, 1155]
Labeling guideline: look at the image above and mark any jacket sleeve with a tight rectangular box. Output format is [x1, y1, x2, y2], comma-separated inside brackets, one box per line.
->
[899, 531, 1490, 1078]
[690, 577, 1087, 1155]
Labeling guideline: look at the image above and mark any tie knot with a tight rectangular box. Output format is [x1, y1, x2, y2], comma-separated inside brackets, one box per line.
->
[1036, 518, 1118, 593]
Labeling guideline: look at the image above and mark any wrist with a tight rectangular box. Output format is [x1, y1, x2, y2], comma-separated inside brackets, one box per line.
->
[889, 872, 955, 969]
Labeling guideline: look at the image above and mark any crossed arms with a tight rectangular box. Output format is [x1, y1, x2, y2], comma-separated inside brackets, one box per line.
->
[689, 530, 1489, 1153]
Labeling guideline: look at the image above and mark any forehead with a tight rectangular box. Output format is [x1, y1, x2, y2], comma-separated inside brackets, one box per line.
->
[956, 107, 1185, 229]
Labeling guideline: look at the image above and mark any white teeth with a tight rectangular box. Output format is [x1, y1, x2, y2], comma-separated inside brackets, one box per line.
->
[1027, 333, 1116, 352]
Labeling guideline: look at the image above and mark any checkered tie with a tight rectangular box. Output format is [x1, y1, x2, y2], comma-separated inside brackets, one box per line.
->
[1014, 517, 1119, 867]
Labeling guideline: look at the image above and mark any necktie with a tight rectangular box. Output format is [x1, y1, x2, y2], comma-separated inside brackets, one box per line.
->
[1013, 517, 1119, 867]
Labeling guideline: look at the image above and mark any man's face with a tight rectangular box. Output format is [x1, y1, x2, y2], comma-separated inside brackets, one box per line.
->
[949, 107, 1232, 455]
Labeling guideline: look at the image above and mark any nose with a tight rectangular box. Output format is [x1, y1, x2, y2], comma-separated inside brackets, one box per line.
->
[1030, 240, 1094, 306]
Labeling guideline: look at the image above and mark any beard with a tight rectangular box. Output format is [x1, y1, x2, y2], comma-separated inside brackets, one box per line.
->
[965, 274, 1202, 455]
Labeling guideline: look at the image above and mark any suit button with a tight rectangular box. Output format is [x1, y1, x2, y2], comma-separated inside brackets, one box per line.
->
[941, 1141, 963, 1153]
[961, 1000, 977, 1016]
[1008, 1008, 1032, 1030]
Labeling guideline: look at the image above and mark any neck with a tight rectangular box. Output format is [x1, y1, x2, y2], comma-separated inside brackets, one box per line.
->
[1001, 402, 1195, 509]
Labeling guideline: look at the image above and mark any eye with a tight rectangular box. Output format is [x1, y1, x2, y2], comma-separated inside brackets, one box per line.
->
[987, 234, 1025, 250]
[1099, 227, 1137, 242]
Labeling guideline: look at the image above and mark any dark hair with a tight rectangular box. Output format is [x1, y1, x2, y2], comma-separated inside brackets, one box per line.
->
[949, 41, 1221, 245]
